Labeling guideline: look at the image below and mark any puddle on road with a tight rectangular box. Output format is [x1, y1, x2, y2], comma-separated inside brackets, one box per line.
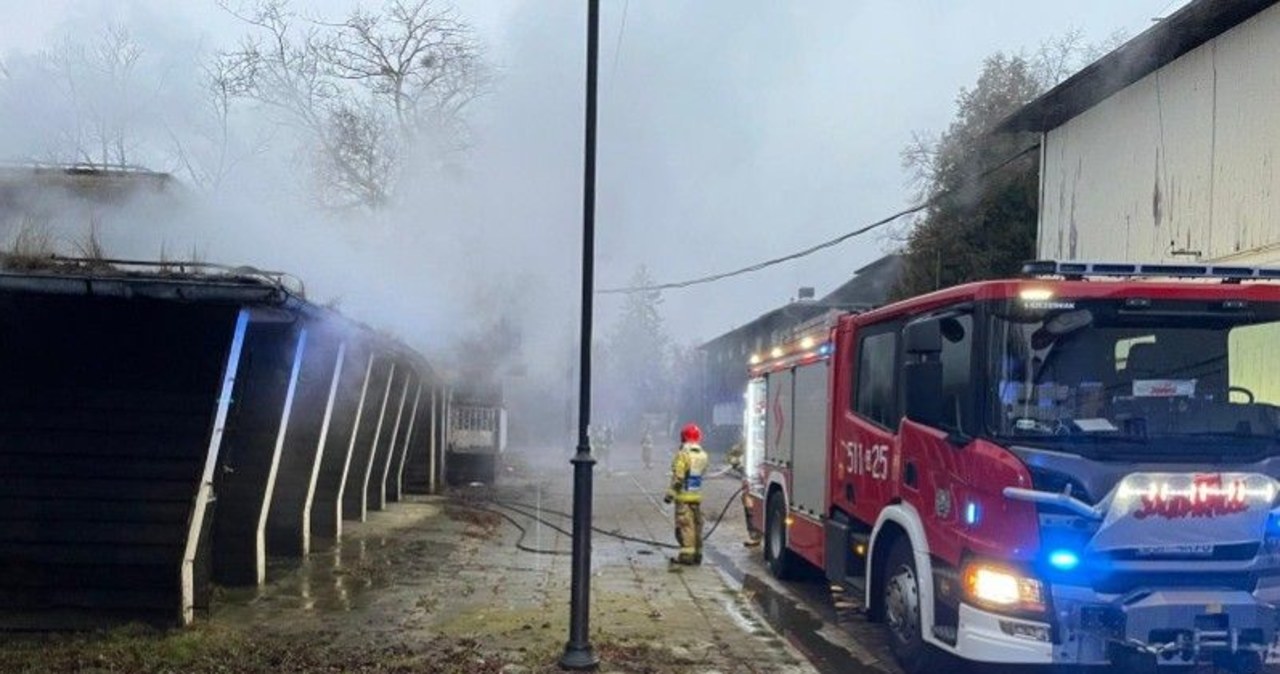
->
[210, 502, 456, 631]
[704, 542, 898, 674]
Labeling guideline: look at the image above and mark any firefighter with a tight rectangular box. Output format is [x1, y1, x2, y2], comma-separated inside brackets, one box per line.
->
[726, 439, 763, 547]
[596, 424, 612, 471]
[664, 423, 709, 566]
[640, 428, 654, 470]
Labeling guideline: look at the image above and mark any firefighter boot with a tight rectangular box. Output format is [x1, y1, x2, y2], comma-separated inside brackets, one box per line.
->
[741, 492, 762, 547]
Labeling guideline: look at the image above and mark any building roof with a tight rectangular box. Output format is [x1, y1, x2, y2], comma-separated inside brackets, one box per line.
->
[0, 164, 172, 199]
[697, 300, 827, 353]
[698, 254, 903, 352]
[0, 165, 175, 221]
[997, 0, 1279, 133]
[820, 254, 903, 307]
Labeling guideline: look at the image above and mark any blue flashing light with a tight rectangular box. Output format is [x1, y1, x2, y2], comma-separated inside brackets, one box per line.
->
[1266, 513, 1280, 539]
[964, 501, 981, 526]
[1048, 549, 1080, 571]
[817, 343, 832, 356]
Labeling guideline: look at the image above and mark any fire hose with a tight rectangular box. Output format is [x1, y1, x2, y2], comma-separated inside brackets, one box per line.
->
[454, 481, 748, 555]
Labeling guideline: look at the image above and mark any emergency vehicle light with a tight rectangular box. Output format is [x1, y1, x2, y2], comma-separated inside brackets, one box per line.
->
[1047, 549, 1079, 571]
[1023, 260, 1280, 282]
[1266, 512, 1280, 540]
[1115, 480, 1275, 504]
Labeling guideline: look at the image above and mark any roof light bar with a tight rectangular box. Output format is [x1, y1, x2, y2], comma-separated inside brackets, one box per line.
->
[1022, 260, 1280, 282]
[749, 340, 834, 373]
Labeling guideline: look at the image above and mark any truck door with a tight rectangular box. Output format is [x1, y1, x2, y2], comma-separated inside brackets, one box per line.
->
[836, 321, 901, 527]
[897, 312, 976, 567]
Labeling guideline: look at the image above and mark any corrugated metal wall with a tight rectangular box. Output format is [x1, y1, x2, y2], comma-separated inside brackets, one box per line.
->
[1040, 4, 1280, 265]
[1039, 6, 1280, 401]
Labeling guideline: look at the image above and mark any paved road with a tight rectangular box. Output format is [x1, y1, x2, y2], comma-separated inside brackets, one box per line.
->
[607, 446, 905, 674]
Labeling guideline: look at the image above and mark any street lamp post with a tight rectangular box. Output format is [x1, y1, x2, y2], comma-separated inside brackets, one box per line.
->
[559, 0, 601, 670]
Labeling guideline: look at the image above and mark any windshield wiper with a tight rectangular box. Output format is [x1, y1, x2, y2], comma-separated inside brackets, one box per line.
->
[1167, 431, 1274, 441]
[995, 432, 1149, 444]
[1051, 433, 1150, 444]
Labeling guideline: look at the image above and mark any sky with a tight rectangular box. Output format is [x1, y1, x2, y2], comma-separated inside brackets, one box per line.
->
[0, 0, 1190, 355]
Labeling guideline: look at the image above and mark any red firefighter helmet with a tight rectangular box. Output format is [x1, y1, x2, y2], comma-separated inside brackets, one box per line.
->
[680, 423, 702, 444]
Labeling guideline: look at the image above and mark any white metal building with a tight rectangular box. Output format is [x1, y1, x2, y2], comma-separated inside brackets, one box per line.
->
[1001, 0, 1280, 265]
[1001, 0, 1280, 403]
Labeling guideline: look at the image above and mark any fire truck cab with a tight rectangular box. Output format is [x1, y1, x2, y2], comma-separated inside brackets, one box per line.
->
[744, 261, 1280, 673]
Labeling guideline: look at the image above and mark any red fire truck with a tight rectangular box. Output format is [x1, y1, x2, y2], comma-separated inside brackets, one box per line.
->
[742, 261, 1280, 673]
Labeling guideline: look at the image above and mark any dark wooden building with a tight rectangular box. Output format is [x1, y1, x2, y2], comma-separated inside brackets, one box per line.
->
[682, 255, 902, 454]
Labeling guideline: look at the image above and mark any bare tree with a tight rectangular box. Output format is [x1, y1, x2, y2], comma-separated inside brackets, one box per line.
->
[45, 25, 145, 168]
[1030, 27, 1129, 90]
[320, 1, 483, 141]
[215, 0, 484, 210]
[893, 30, 1129, 299]
[168, 56, 269, 192]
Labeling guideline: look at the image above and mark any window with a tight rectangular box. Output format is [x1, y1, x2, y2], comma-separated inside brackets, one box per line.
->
[939, 315, 974, 431]
[1114, 335, 1156, 372]
[855, 330, 898, 428]
[1230, 323, 1280, 405]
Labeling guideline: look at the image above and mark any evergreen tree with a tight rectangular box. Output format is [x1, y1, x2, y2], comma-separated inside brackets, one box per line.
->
[603, 265, 672, 426]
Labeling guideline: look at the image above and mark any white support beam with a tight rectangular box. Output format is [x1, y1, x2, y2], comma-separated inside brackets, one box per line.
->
[254, 327, 307, 585]
[359, 363, 396, 521]
[335, 353, 375, 538]
[181, 309, 249, 625]
[301, 341, 346, 555]
[393, 379, 424, 498]
[377, 372, 413, 509]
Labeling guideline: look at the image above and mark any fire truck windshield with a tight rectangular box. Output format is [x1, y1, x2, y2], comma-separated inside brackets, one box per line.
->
[987, 298, 1280, 457]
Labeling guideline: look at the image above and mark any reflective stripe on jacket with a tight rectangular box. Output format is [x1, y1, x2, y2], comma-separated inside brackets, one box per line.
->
[668, 443, 709, 504]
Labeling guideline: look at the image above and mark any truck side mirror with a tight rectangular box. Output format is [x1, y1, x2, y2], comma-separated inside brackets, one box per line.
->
[904, 319, 942, 355]
[903, 319, 945, 428]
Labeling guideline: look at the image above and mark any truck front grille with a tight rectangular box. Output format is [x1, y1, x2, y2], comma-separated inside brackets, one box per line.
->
[1090, 571, 1257, 595]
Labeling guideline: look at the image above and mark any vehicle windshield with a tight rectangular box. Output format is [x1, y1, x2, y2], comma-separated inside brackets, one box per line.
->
[988, 297, 1280, 453]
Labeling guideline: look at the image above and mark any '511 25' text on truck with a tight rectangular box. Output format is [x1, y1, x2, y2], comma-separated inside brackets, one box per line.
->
[743, 261, 1280, 673]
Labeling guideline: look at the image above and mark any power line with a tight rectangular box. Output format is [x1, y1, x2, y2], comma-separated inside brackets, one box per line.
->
[597, 142, 1040, 295]
[609, 0, 630, 89]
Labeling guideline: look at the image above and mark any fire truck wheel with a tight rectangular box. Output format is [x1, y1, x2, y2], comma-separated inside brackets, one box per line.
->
[882, 536, 946, 674]
[764, 492, 796, 579]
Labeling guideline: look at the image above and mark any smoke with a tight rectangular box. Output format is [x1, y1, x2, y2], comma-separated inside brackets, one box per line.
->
[0, 0, 584, 447]
[0, 0, 1182, 449]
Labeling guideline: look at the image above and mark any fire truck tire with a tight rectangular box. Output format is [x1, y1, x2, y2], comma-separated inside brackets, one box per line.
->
[882, 536, 947, 674]
[764, 492, 796, 579]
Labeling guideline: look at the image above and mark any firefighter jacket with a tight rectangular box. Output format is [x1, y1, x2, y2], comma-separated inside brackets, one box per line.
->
[667, 443, 709, 504]
[726, 441, 744, 471]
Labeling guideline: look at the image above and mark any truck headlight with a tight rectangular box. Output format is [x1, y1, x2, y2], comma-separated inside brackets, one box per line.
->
[963, 562, 1045, 614]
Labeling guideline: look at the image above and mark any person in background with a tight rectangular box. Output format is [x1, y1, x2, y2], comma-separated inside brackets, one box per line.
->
[597, 423, 612, 472]
[726, 439, 763, 547]
[641, 427, 654, 470]
[664, 423, 709, 567]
